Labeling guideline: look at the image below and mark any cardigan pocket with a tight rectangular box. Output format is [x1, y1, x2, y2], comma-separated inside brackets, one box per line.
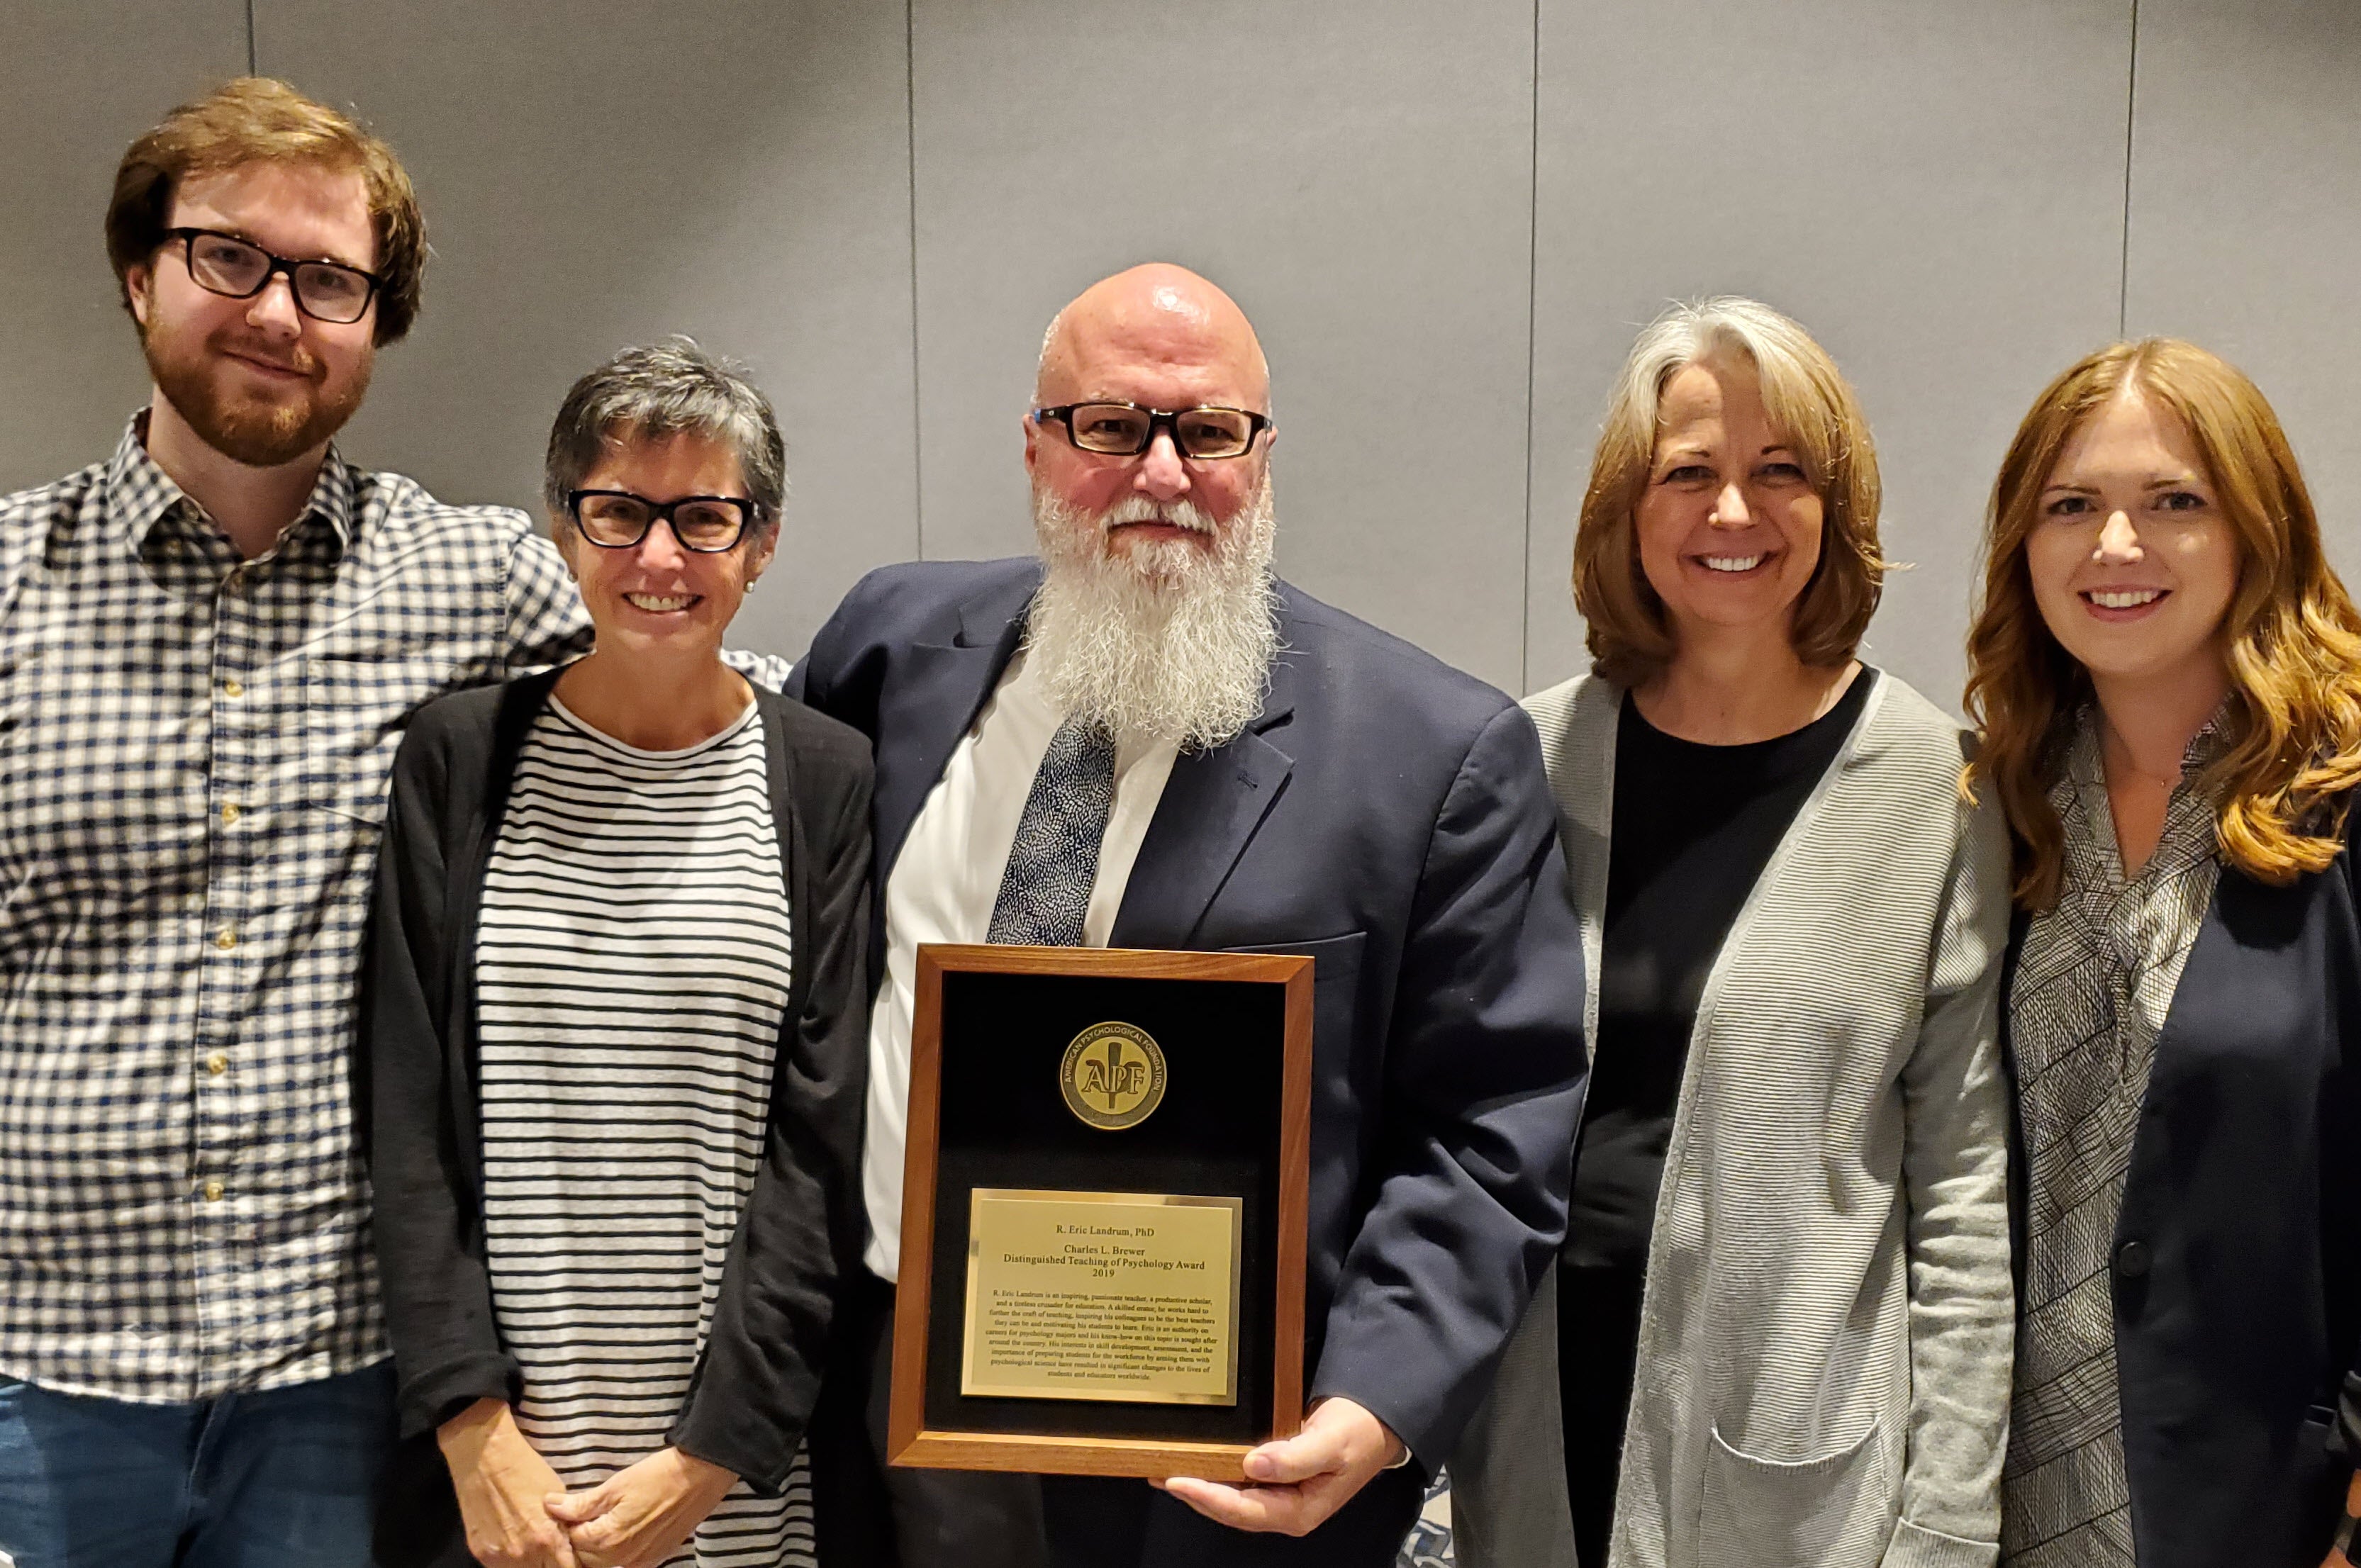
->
[1698, 1418, 1896, 1568]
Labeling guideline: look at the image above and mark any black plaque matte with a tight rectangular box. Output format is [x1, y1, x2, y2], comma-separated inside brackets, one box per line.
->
[922, 968, 1285, 1445]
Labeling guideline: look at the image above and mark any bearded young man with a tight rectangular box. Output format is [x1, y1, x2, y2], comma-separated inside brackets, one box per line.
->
[0, 79, 780, 1567]
[789, 264, 1587, 1568]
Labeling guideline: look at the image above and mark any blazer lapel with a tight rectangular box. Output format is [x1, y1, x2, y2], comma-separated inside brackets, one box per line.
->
[874, 580, 1032, 880]
[1112, 675, 1298, 951]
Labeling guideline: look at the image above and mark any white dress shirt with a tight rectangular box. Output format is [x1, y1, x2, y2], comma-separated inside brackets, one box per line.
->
[860, 652, 1180, 1279]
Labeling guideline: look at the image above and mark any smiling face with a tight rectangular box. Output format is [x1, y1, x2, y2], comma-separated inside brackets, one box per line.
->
[1023, 267, 1271, 584]
[1633, 357, 1826, 651]
[124, 160, 379, 469]
[2024, 388, 2239, 695]
[556, 430, 775, 669]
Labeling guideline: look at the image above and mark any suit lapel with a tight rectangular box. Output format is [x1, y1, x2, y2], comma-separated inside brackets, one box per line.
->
[1112, 666, 1299, 951]
[874, 578, 1032, 880]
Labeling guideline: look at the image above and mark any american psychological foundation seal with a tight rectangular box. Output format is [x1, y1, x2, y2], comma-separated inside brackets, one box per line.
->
[1059, 1021, 1168, 1131]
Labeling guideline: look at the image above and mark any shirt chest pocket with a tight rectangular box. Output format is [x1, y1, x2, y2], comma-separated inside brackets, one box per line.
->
[303, 653, 453, 826]
[1219, 931, 1368, 1085]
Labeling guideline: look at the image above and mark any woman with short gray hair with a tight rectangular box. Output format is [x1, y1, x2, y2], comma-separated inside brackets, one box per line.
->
[365, 340, 873, 1568]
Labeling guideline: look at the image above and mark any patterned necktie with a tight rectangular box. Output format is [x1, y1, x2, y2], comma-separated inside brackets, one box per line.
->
[987, 715, 1118, 946]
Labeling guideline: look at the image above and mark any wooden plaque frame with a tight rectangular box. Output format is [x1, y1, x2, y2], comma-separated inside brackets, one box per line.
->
[888, 944, 1313, 1480]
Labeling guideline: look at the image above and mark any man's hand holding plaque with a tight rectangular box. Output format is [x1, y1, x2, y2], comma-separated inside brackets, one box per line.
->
[1158, 1396, 1408, 1537]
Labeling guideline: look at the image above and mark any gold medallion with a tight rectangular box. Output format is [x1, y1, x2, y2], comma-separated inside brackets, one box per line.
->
[1059, 1021, 1168, 1131]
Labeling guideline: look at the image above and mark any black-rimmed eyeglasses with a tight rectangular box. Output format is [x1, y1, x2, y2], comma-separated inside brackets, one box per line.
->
[162, 228, 382, 325]
[1034, 402, 1273, 460]
[566, 491, 764, 552]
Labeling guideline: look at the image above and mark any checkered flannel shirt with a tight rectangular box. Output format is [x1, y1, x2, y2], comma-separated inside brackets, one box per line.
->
[0, 417, 786, 1404]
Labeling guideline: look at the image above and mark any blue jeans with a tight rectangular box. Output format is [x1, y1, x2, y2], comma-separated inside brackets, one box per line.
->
[0, 1361, 398, 1568]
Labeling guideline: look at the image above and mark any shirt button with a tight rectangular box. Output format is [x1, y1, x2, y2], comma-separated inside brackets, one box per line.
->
[2113, 1238, 2153, 1278]
[216, 927, 238, 951]
[221, 802, 242, 826]
[201, 1180, 225, 1202]
[222, 678, 244, 698]
[206, 1052, 229, 1076]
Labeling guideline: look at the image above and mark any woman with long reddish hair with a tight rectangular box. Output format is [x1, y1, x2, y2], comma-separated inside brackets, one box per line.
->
[1966, 338, 2361, 1568]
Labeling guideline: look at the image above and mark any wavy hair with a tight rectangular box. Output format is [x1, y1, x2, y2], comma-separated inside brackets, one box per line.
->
[1573, 297, 1885, 688]
[1965, 338, 2361, 907]
[107, 78, 426, 345]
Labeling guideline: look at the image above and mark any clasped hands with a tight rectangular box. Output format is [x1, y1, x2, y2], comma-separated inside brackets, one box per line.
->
[438, 1398, 739, 1568]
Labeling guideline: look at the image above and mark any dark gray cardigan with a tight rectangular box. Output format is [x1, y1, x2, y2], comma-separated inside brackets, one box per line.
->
[359, 668, 873, 1564]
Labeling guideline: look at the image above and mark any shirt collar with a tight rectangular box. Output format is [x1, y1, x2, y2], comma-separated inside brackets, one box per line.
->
[2182, 701, 2234, 775]
[105, 410, 357, 559]
[2058, 700, 2231, 887]
[2062, 700, 2234, 793]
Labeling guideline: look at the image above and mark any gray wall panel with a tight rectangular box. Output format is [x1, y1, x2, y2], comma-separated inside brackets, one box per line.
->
[13, 4, 2360, 706]
[0, 3, 248, 495]
[251, 0, 916, 659]
[1523, 0, 2132, 710]
[2123, 0, 2361, 581]
[906, 1, 1539, 695]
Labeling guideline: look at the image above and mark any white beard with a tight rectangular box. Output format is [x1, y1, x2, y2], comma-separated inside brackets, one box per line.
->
[1025, 481, 1280, 751]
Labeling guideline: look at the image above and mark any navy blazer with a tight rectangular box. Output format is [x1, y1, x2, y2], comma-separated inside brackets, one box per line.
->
[2009, 823, 2361, 1568]
[790, 558, 1587, 1472]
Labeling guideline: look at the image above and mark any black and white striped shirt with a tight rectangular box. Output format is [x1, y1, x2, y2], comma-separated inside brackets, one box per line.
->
[477, 696, 810, 1567]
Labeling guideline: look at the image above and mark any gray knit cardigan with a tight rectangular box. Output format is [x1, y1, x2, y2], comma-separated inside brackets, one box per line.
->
[1451, 671, 2014, 1568]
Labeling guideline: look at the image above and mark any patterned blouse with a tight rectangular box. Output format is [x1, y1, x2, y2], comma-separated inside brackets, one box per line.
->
[2001, 710, 2226, 1567]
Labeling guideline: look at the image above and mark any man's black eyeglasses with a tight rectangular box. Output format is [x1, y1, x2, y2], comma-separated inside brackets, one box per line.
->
[162, 228, 382, 325]
[1034, 402, 1274, 460]
[566, 491, 764, 552]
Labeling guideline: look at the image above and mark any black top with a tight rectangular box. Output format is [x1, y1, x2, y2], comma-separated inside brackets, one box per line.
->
[360, 669, 876, 1567]
[1559, 668, 1875, 1564]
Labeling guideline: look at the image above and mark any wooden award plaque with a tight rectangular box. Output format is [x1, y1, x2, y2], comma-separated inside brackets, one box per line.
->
[887, 945, 1313, 1481]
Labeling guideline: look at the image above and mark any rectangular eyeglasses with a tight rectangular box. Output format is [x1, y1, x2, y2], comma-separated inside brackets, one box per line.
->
[1034, 402, 1273, 459]
[163, 228, 381, 325]
[566, 491, 761, 551]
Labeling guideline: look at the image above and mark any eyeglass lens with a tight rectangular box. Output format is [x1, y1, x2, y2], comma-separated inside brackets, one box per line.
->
[1065, 403, 1258, 459]
[184, 233, 374, 323]
[575, 494, 749, 551]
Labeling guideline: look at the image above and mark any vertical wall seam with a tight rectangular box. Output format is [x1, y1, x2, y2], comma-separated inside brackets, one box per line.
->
[244, 0, 257, 73]
[1518, 0, 1542, 697]
[905, 0, 926, 559]
[2119, 0, 2140, 339]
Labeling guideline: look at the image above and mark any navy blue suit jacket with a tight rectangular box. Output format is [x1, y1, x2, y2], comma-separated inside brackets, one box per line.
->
[791, 558, 1587, 1469]
[2009, 820, 2361, 1568]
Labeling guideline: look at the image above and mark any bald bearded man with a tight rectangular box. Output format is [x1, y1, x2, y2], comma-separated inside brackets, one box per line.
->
[791, 265, 1585, 1567]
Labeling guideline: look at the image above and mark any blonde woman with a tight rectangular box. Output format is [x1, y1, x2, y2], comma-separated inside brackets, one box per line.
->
[1452, 298, 2014, 1568]
[1967, 340, 2361, 1568]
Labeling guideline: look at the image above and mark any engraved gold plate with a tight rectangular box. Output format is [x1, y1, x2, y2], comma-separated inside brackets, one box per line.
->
[1058, 1021, 1167, 1131]
[961, 1190, 1242, 1404]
